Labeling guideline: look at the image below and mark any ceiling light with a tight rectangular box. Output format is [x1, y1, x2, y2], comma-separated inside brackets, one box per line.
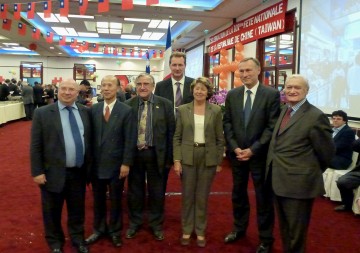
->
[77, 32, 99, 37]
[3, 43, 19, 46]
[149, 32, 165, 40]
[50, 47, 55, 49]
[0, 35, 9, 40]
[122, 23, 134, 33]
[84, 21, 97, 32]
[97, 22, 108, 28]
[124, 18, 150, 22]
[97, 28, 109, 34]
[66, 28, 78, 36]
[148, 20, 161, 28]
[38, 13, 59, 22]
[141, 32, 152, 40]
[68, 14, 94, 19]
[110, 22, 122, 29]
[55, 14, 70, 23]
[110, 29, 122, 34]
[121, 35, 141, 39]
[58, 52, 63, 55]
[52, 27, 68, 36]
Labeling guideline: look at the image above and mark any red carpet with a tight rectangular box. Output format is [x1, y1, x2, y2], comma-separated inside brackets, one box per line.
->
[0, 120, 360, 253]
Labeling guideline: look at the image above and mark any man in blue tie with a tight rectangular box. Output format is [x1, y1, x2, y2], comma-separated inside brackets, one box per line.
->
[31, 79, 91, 253]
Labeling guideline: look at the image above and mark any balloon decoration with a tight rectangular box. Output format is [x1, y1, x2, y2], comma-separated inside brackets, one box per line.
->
[8, 70, 16, 76]
[29, 43, 37, 51]
[213, 42, 245, 89]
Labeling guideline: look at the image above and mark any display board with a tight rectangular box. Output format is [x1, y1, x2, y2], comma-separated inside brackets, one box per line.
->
[185, 42, 204, 79]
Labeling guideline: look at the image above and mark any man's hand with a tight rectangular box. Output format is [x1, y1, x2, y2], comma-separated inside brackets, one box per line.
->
[235, 148, 253, 161]
[174, 161, 182, 176]
[33, 174, 46, 185]
[119, 165, 130, 179]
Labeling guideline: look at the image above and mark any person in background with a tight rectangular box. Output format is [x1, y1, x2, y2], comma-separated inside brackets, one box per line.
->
[329, 110, 355, 170]
[21, 81, 34, 120]
[44, 84, 55, 104]
[266, 74, 335, 253]
[0, 79, 10, 101]
[173, 77, 224, 247]
[124, 73, 175, 241]
[116, 78, 126, 102]
[223, 57, 280, 253]
[154, 51, 195, 193]
[31, 79, 91, 253]
[9, 78, 21, 96]
[85, 75, 136, 248]
[33, 82, 45, 108]
[78, 80, 93, 106]
[124, 85, 133, 100]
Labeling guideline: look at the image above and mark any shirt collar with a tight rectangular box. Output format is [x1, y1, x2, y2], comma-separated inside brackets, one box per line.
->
[244, 82, 259, 95]
[333, 124, 346, 132]
[58, 101, 78, 110]
[138, 93, 154, 105]
[287, 98, 307, 112]
[172, 76, 185, 85]
[104, 99, 117, 111]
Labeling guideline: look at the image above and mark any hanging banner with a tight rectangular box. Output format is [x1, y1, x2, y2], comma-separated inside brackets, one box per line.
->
[209, 0, 287, 55]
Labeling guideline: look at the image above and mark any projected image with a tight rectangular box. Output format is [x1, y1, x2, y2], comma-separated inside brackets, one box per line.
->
[300, 0, 360, 118]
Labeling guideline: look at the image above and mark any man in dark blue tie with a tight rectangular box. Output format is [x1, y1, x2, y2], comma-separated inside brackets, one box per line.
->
[31, 79, 91, 253]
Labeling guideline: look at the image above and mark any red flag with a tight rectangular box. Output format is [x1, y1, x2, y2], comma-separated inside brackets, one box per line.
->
[159, 49, 163, 58]
[122, 0, 133, 10]
[60, 0, 69, 17]
[13, 4, 21, 20]
[103, 45, 109, 54]
[0, 4, 7, 19]
[2, 19, 11, 31]
[46, 32, 54, 43]
[27, 2, 35, 19]
[122, 48, 126, 56]
[81, 41, 89, 50]
[98, 0, 109, 13]
[32, 28, 41, 40]
[59, 36, 66, 46]
[18, 22, 27, 36]
[113, 47, 118, 56]
[70, 38, 78, 47]
[146, 0, 159, 5]
[44, 1, 52, 18]
[138, 49, 142, 58]
[91, 43, 99, 52]
[130, 49, 134, 57]
[79, 0, 88, 15]
[152, 49, 157, 58]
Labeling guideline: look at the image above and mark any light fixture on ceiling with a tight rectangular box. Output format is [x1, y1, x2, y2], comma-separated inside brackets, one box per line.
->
[96, 22, 122, 34]
[38, 13, 69, 23]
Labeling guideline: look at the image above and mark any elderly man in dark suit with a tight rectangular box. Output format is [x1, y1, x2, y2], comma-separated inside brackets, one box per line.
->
[223, 57, 280, 253]
[154, 51, 194, 193]
[329, 110, 355, 170]
[31, 78, 91, 253]
[85, 75, 136, 248]
[266, 74, 335, 253]
[125, 73, 175, 241]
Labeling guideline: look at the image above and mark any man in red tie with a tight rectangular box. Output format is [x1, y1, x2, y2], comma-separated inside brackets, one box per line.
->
[85, 75, 136, 248]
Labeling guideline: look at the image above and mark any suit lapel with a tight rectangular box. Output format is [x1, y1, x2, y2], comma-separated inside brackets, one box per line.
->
[165, 79, 174, 102]
[51, 103, 65, 148]
[101, 101, 120, 144]
[204, 103, 212, 131]
[185, 102, 194, 132]
[278, 102, 310, 135]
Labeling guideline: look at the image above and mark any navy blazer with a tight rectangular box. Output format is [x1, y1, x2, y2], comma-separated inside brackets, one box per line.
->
[154, 76, 194, 106]
[91, 100, 136, 179]
[30, 102, 92, 193]
[330, 124, 355, 169]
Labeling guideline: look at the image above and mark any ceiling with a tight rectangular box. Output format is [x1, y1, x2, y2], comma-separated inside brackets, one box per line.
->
[0, 0, 263, 58]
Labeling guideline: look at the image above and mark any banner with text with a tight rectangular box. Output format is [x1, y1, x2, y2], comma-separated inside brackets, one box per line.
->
[209, 0, 287, 55]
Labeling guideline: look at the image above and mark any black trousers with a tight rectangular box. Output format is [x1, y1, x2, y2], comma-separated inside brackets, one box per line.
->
[229, 154, 274, 244]
[91, 176, 125, 236]
[337, 169, 360, 209]
[127, 148, 165, 231]
[40, 168, 86, 250]
[24, 103, 34, 120]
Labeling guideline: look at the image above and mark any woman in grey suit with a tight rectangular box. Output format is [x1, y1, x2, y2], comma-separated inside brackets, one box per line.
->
[173, 77, 224, 247]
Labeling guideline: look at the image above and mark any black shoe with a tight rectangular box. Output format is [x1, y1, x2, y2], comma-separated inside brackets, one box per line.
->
[256, 243, 272, 253]
[85, 233, 102, 245]
[74, 243, 89, 253]
[334, 204, 351, 212]
[51, 249, 63, 253]
[111, 235, 122, 247]
[125, 228, 138, 239]
[153, 230, 164, 241]
[224, 231, 245, 243]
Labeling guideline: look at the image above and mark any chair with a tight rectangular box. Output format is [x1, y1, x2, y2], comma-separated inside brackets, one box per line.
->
[323, 151, 359, 201]
[352, 186, 360, 215]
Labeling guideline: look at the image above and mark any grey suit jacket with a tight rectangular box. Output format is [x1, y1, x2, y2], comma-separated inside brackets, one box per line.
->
[173, 102, 224, 167]
[30, 102, 92, 193]
[126, 95, 175, 172]
[266, 101, 335, 199]
[154, 76, 194, 106]
[223, 84, 280, 161]
[22, 85, 34, 104]
[91, 100, 136, 179]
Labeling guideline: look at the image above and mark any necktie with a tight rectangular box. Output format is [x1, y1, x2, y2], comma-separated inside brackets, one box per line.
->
[138, 101, 148, 146]
[243, 90, 252, 126]
[104, 105, 110, 122]
[279, 107, 293, 131]
[175, 82, 182, 108]
[65, 106, 84, 167]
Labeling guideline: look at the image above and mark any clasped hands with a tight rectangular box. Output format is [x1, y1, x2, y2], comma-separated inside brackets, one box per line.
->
[234, 148, 253, 161]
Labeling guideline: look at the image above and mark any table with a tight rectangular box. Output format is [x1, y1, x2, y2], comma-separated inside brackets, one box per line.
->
[0, 102, 26, 125]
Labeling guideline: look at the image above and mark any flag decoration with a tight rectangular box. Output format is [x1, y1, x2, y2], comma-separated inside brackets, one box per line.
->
[138, 49, 142, 57]
[113, 47, 118, 56]
[32, 27, 41, 40]
[46, 32, 54, 43]
[59, 36, 67, 46]
[18, 22, 27, 36]
[81, 41, 89, 50]
[163, 22, 172, 79]
[13, 4, 21, 20]
[130, 49, 134, 57]
[145, 50, 150, 73]
[70, 38, 78, 47]
[0, 4, 7, 19]
[2, 19, 11, 31]
[44, 1, 52, 18]
[92, 43, 99, 52]
[98, 0, 109, 13]
[60, 0, 69, 17]
[27, 2, 35, 19]
[122, 0, 134, 10]
[152, 49, 157, 58]
[103, 45, 109, 54]
[159, 49, 163, 58]
[79, 0, 88, 15]
[122, 48, 126, 56]
[146, 0, 159, 5]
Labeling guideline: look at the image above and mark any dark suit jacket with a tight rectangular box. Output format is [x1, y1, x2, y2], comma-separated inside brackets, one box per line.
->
[91, 100, 136, 179]
[154, 76, 194, 106]
[330, 124, 355, 169]
[266, 101, 335, 199]
[173, 102, 224, 167]
[30, 102, 92, 193]
[223, 84, 280, 161]
[125, 95, 175, 171]
[33, 85, 44, 104]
